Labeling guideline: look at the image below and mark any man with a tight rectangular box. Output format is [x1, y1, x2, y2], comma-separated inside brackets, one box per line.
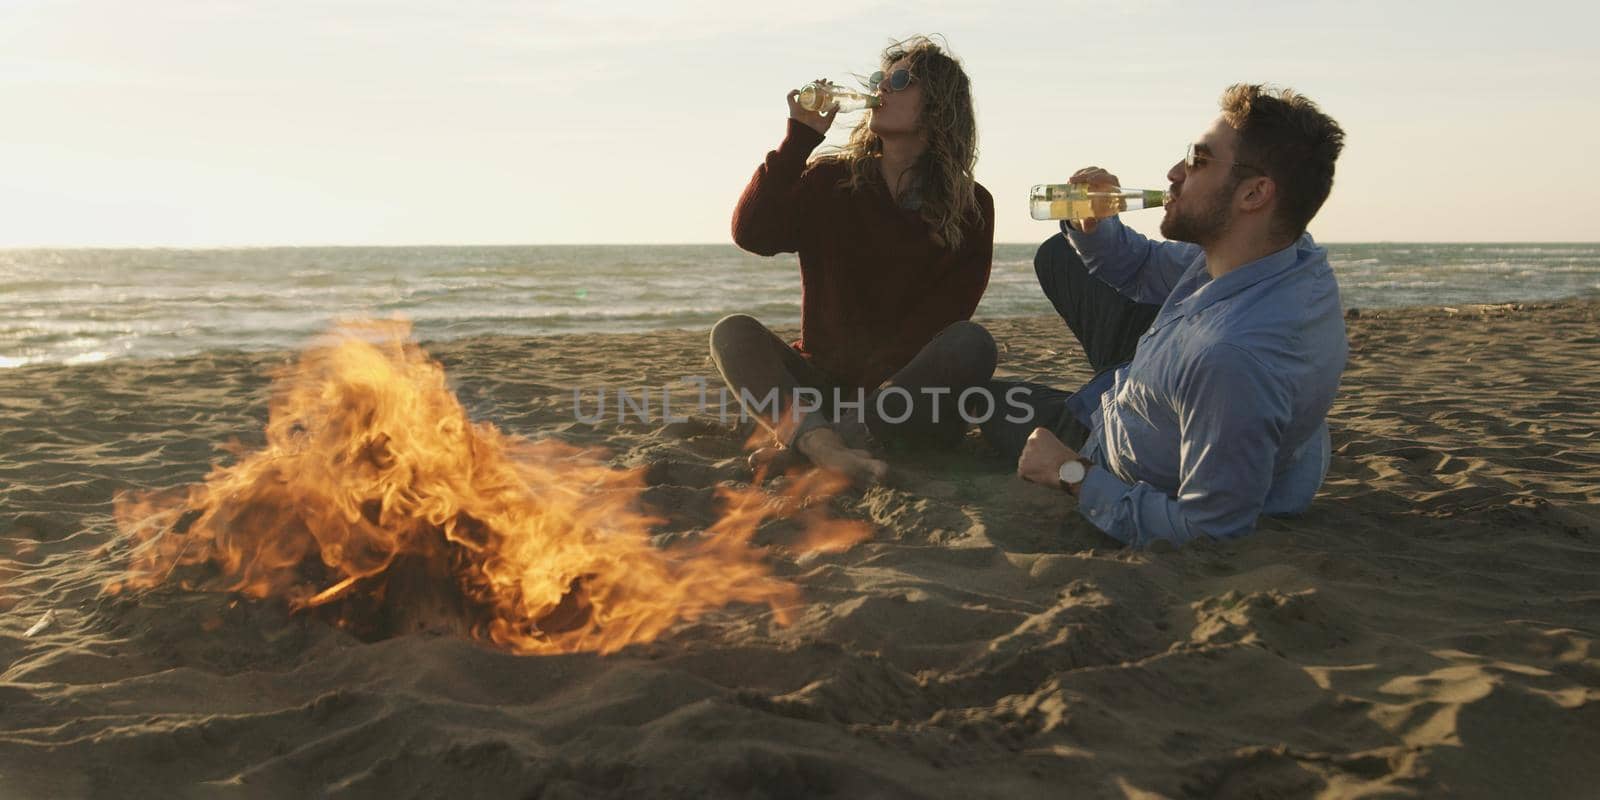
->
[984, 84, 1348, 547]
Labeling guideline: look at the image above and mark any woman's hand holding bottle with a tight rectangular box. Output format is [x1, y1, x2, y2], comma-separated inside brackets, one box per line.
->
[787, 80, 836, 136]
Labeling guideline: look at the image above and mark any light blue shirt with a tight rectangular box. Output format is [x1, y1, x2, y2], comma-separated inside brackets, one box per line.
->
[1062, 217, 1347, 547]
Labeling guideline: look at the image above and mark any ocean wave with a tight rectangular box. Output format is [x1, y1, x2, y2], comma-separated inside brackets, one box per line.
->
[1358, 280, 1448, 290]
[2, 244, 1595, 367]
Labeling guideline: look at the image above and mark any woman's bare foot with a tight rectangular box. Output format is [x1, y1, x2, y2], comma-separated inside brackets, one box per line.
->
[795, 427, 889, 486]
[747, 444, 801, 479]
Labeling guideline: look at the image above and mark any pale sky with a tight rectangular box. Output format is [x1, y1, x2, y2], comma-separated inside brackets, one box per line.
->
[2, 0, 1596, 247]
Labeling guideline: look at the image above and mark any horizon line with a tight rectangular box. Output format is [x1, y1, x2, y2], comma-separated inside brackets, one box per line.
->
[6, 240, 1600, 251]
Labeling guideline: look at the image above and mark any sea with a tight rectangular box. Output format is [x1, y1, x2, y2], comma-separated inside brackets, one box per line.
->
[3, 243, 1598, 369]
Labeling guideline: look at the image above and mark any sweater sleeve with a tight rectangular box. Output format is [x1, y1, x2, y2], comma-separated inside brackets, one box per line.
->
[731, 119, 827, 256]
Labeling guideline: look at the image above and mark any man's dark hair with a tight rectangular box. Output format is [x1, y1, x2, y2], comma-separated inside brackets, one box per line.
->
[1220, 84, 1345, 238]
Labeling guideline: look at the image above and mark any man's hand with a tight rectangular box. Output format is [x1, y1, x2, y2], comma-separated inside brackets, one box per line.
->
[1066, 166, 1122, 234]
[787, 83, 836, 136]
[1018, 427, 1079, 490]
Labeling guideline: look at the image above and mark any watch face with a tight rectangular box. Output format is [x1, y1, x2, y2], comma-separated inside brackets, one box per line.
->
[1058, 459, 1086, 484]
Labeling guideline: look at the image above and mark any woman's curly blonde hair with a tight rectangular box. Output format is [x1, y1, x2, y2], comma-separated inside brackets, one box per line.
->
[819, 36, 980, 250]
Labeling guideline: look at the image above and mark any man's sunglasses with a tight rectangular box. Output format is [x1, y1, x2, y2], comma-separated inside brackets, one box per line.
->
[867, 68, 916, 93]
[1185, 143, 1265, 175]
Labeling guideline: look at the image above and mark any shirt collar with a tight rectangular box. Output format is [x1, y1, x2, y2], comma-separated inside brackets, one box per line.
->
[1177, 233, 1322, 316]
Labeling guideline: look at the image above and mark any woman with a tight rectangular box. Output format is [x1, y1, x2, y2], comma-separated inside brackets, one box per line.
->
[713, 36, 996, 485]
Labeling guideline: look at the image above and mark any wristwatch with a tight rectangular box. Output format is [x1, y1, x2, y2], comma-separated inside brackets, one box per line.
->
[1057, 457, 1091, 495]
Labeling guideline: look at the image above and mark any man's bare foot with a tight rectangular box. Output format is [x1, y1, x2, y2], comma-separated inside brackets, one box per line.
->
[795, 427, 889, 486]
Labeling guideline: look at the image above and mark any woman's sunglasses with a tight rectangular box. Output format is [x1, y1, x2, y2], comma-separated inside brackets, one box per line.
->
[867, 68, 916, 93]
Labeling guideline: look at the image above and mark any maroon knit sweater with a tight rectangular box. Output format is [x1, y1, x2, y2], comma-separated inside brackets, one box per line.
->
[732, 119, 995, 390]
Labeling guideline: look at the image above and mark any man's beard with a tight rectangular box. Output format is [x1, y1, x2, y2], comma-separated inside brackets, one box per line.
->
[1160, 181, 1235, 245]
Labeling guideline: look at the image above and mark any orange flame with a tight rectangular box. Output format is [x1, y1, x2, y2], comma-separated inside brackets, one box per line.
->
[110, 320, 871, 655]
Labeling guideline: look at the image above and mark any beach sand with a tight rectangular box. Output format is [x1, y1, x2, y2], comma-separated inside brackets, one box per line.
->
[2, 300, 1598, 798]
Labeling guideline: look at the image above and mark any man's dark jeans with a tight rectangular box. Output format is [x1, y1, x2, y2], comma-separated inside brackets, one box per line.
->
[981, 233, 1161, 464]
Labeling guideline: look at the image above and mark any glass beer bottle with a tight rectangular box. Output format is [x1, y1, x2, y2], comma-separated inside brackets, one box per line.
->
[1030, 183, 1167, 221]
[796, 81, 882, 114]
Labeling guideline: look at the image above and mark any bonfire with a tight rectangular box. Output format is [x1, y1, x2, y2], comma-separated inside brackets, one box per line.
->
[110, 320, 869, 654]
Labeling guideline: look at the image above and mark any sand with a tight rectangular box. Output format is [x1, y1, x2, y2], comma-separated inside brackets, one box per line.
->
[2, 300, 1598, 799]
